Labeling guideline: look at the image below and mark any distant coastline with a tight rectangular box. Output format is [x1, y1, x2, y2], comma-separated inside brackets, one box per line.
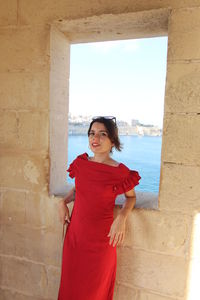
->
[68, 114, 162, 137]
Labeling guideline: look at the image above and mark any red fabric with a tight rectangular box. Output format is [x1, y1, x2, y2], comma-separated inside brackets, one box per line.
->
[58, 153, 141, 300]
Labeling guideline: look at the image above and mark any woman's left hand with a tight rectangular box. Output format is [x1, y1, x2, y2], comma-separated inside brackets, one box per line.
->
[107, 214, 126, 247]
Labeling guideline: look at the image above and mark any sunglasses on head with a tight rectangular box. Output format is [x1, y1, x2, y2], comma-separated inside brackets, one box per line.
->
[92, 116, 116, 124]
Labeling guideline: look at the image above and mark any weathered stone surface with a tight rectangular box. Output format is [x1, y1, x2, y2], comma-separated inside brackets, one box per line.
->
[115, 208, 192, 257]
[18, 112, 49, 151]
[0, 111, 48, 151]
[55, 9, 169, 43]
[50, 78, 69, 112]
[0, 288, 45, 300]
[0, 71, 49, 110]
[18, 0, 165, 25]
[28, 192, 74, 230]
[0, 153, 48, 192]
[45, 265, 61, 299]
[0, 26, 50, 72]
[18, 0, 200, 25]
[49, 26, 70, 195]
[0, 190, 26, 224]
[116, 248, 188, 298]
[0, 256, 48, 297]
[0, 111, 18, 147]
[113, 283, 138, 300]
[18, 0, 76, 25]
[164, 62, 200, 113]
[168, 7, 200, 61]
[25, 192, 62, 229]
[0, 224, 62, 266]
[162, 113, 200, 165]
[0, 0, 17, 26]
[138, 290, 177, 300]
[50, 27, 70, 76]
[160, 163, 200, 212]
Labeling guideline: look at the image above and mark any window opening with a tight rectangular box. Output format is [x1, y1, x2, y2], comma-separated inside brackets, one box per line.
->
[68, 37, 168, 208]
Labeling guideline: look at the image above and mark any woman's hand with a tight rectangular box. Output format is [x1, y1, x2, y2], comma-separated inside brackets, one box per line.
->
[107, 214, 126, 247]
[107, 189, 136, 247]
[58, 200, 71, 225]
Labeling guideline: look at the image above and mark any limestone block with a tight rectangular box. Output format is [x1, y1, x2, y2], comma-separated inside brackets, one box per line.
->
[0, 288, 45, 300]
[0, 111, 18, 147]
[0, 26, 50, 72]
[0, 224, 45, 263]
[138, 290, 175, 300]
[0, 190, 26, 224]
[17, 0, 200, 26]
[45, 265, 61, 299]
[168, 8, 200, 61]
[18, 0, 77, 25]
[50, 78, 69, 112]
[0, 153, 48, 192]
[165, 62, 200, 113]
[25, 192, 62, 229]
[43, 229, 63, 266]
[54, 9, 169, 44]
[50, 27, 70, 76]
[0, 111, 48, 151]
[0, 256, 48, 297]
[17, 111, 49, 151]
[0, 71, 49, 110]
[116, 248, 187, 297]
[117, 208, 191, 257]
[26, 192, 73, 231]
[113, 283, 138, 300]
[162, 113, 200, 165]
[0, 223, 62, 266]
[0, 0, 17, 26]
[160, 163, 200, 212]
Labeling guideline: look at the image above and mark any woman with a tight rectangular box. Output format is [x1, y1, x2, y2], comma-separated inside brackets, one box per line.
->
[57, 116, 141, 300]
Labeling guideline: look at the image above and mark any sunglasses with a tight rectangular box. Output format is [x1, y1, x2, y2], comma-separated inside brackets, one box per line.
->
[92, 116, 116, 124]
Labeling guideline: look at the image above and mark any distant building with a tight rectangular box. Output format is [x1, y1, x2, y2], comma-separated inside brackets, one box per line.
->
[131, 119, 140, 126]
[68, 114, 162, 136]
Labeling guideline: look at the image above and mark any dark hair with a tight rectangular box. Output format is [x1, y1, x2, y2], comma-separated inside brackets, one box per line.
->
[87, 117, 122, 152]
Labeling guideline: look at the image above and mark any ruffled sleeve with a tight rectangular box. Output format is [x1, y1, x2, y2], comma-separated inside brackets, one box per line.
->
[113, 170, 141, 195]
[67, 160, 76, 179]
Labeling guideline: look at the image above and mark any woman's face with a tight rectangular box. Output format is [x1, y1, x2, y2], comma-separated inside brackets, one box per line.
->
[88, 122, 114, 155]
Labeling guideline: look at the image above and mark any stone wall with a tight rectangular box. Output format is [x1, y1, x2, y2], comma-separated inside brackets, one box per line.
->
[0, 1, 200, 299]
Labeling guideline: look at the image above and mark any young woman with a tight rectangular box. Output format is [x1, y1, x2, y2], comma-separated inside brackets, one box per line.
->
[57, 116, 141, 300]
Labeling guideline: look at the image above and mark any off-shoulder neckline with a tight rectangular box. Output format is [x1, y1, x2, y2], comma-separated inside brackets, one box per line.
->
[80, 152, 123, 168]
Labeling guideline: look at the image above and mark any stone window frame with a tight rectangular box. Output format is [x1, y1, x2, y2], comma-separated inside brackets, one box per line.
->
[49, 9, 170, 209]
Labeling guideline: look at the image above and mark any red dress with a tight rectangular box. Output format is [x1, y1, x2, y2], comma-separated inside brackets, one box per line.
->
[58, 153, 141, 300]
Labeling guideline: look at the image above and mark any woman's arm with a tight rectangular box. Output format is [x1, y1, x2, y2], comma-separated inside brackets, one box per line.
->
[108, 189, 136, 247]
[58, 187, 75, 224]
[119, 188, 136, 219]
[59, 187, 76, 205]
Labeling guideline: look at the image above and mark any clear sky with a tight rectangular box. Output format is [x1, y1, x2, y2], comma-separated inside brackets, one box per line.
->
[69, 36, 168, 128]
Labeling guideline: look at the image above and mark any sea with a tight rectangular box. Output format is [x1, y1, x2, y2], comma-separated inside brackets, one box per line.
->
[68, 135, 162, 194]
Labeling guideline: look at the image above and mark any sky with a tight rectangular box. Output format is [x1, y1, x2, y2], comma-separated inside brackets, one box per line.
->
[69, 36, 168, 128]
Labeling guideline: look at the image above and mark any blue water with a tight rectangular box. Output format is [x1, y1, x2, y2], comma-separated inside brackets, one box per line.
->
[68, 135, 162, 193]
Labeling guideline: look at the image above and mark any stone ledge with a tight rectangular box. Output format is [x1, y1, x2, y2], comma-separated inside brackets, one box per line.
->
[54, 183, 158, 209]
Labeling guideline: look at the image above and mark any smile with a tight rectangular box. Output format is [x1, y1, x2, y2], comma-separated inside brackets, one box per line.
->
[92, 143, 100, 147]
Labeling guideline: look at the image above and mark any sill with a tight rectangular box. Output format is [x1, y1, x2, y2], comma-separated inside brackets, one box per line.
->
[115, 191, 158, 210]
[53, 184, 158, 210]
